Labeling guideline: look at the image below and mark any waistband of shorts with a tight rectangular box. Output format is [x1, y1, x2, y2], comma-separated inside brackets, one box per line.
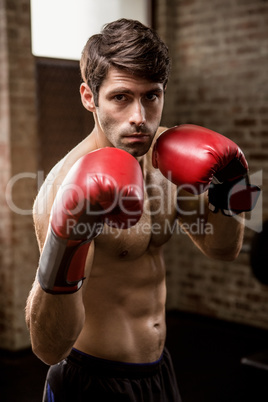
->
[67, 347, 166, 378]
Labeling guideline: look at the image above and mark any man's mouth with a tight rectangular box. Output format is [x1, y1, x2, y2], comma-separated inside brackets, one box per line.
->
[123, 134, 150, 143]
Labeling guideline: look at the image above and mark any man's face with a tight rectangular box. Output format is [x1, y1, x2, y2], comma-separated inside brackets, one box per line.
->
[95, 67, 165, 157]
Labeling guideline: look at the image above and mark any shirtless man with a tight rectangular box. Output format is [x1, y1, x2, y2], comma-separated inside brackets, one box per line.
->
[25, 19, 260, 401]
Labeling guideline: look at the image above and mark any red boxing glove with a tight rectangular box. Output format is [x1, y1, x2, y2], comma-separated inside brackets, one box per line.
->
[38, 148, 144, 294]
[152, 124, 260, 216]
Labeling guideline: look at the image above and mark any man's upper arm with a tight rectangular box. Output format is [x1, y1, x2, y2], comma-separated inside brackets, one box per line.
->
[33, 185, 52, 251]
[33, 159, 67, 251]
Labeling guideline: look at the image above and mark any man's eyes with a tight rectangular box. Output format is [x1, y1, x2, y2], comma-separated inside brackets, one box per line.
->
[145, 93, 158, 101]
[113, 93, 159, 102]
[114, 94, 127, 101]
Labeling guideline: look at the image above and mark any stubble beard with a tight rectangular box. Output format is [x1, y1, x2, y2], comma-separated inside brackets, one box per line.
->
[100, 118, 157, 157]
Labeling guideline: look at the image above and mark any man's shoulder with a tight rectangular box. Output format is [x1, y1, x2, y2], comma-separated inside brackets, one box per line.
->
[43, 134, 97, 191]
[34, 136, 96, 214]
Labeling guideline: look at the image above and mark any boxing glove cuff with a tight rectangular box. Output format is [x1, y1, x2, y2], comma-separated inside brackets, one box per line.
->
[208, 176, 261, 216]
[38, 229, 91, 294]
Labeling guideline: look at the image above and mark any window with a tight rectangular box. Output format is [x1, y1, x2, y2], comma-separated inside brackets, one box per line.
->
[30, 0, 151, 60]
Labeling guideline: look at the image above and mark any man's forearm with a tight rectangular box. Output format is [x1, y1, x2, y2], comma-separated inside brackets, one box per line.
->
[177, 190, 245, 261]
[26, 279, 85, 365]
[203, 210, 245, 261]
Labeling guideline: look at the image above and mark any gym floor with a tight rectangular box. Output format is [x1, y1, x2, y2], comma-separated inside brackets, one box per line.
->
[1, 310, 268, 402]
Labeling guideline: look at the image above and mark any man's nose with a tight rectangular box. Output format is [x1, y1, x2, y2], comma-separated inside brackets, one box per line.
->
[129, 100, 146, 126]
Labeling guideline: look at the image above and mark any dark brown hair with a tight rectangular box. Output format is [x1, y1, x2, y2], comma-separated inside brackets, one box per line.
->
[80, 18, 171, 106]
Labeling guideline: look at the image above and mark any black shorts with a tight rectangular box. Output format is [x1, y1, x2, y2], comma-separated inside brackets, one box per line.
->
[42, 347, 181, 401]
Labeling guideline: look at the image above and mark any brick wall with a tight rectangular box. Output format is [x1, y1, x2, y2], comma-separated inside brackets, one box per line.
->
[155, 0, 268, 329]
[0, 0, 38, 350]
[0, 0, 13, 348]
